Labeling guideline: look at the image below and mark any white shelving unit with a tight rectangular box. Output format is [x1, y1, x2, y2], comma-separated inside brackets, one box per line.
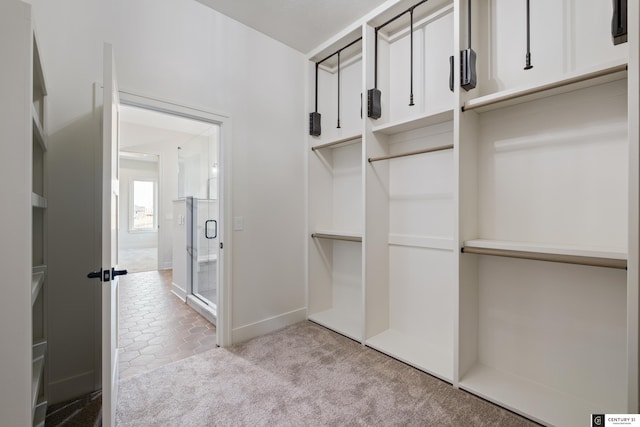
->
[307, 35, 365, 340]
[30, 19, 49, 426]
[307, 0, 638, 425]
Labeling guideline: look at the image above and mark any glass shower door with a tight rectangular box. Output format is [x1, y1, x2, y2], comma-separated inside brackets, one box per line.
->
[192, 198, 218, 308]
[178, 123, 219, 315]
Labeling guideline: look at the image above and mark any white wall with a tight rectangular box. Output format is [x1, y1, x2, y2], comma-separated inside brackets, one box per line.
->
[29, 0, 306, 404]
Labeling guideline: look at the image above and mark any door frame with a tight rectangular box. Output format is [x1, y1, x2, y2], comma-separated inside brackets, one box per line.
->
[116, 90, 233, 349]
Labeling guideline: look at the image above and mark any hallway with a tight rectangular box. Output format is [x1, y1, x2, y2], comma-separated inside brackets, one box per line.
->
[118, 270, 217, 378]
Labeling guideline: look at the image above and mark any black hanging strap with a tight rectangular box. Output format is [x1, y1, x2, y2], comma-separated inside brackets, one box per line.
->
[337, 51, 341, 128]
[524, 0, 533, 70]
[409, 8, 415, 106]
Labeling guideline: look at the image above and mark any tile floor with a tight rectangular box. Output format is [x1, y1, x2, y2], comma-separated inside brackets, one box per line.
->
[119, 247, 158, 273]
[118, 270, 216, 379]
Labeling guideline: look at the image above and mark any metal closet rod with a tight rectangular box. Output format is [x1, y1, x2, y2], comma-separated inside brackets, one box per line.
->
[314, 37, 363, 113]
[368, 143, 453, 163]
[461, 246, 627, 269]
[311, 135, 362, 151]
[316, 37, 363, 66]
[374, 0, 430, 89]
[311, 233, 362, 243]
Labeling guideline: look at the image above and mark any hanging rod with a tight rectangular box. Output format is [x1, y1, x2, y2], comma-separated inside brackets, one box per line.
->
[368, 143, 453, 163]
[311, 233, 362, 243]
[316, 37, 362, 66]
[461, 246, 627, 269]
[374, 0, 430, 90]
[311, 135, 362, 151]
[462, 63, 628, 112]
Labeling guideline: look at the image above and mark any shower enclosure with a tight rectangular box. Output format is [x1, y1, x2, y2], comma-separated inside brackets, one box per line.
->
[177, 124, 220, 322]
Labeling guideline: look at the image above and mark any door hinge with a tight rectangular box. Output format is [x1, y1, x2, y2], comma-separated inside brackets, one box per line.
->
[220, 242, 223, 249]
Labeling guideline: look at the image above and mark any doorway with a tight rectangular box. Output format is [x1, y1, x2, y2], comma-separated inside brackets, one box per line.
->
[116, 93, 231, 345]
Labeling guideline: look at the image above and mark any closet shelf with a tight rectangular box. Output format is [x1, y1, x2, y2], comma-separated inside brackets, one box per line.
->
[311, 134, 362, 151]
[31, 265, 46, 306]
[312, 231, 362, 242]
[32, 109, 47, 152]
[462, 239, 627, 269]
[31, 340, 46, 413]
[366, 329, 452, 382]
[459, 364, 602, 427]
[31, 193, 47, 209]
[462, 60, 627, 113]
[368, 144, 453, 163]
[372, 107, 453, 135]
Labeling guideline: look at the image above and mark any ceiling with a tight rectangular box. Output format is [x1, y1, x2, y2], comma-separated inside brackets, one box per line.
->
[195, 0, 390, 54]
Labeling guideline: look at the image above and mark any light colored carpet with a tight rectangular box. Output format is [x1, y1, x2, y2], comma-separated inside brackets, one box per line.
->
[116, 321, 538, 427]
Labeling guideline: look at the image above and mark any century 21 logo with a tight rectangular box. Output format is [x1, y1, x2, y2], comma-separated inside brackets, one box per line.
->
[592, 414, 605, 427]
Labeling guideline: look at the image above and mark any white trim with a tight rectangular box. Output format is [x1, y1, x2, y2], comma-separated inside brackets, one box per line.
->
[231, 308, 307, 344]
[171, 283, 187, 301]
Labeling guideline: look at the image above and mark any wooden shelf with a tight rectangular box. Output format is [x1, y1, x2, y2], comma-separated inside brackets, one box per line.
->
[309, 308, 362, 342]
[311, 134, 362, 151]
[312, 231, 362, 243]
[462, 239, 627, 269]
[31, 266, 46, 306]
[372, 108, 453, 135]
[31, 193, 47, 209]
[366, 329, 452, 382]
[462, 60, 628, 113]
[459, 363, 612, 427]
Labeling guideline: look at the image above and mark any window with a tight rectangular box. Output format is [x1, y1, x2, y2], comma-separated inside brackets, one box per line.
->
[130, 180, 156, 231]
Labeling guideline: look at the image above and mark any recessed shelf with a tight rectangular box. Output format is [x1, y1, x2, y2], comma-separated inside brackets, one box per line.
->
[312, 231, 362, 243]
[31, 193, 47, 209]
[366, 329, 452, 382]
[459, 364, 607, 427]
[372, 108, 454, 135]
[462, 239, 627, 269]
[309, 308, 361, 342]
[311, 134, 362, 151]
[462, 60, 628, 113]
[31, 265, 46, 306]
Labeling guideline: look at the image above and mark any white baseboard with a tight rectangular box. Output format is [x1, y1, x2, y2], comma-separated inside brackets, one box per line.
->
[231, 308, 307, 344]
[48, 370, 96, 406]
[171, 282, 187, 301]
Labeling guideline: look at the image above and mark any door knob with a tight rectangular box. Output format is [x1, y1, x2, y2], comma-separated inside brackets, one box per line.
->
[87, 270, 102, 279]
